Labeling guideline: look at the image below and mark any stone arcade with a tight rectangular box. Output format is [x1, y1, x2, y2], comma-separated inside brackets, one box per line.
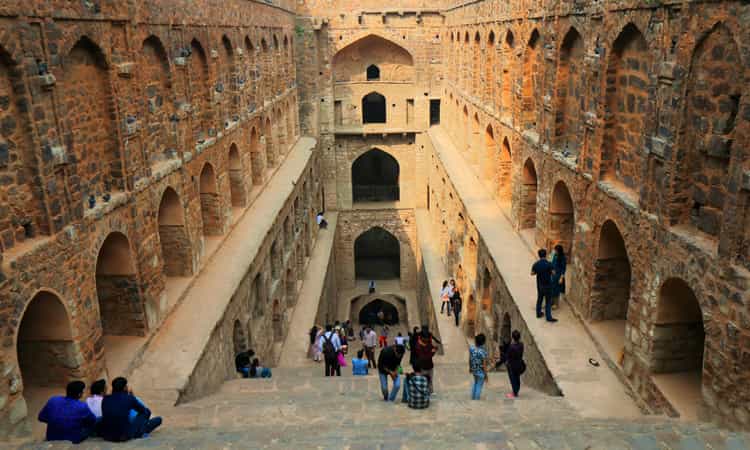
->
[1, 0, 749, 446]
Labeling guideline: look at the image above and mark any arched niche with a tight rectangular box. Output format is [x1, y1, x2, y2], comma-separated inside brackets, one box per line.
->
[62, 37, 122, 196]
[549, 181, 574, 255]
[653, 279, 705, 373]
[199, 163, 222, 236]
[96, 232, 146, 336]
[554, 27, 584, 155]
[158, 187, 192, 277]
[521, 159, 538, 229]
[249, 127, 263, 185]
[351, 148, 400, 202]
[140, 35, 173, 165]
[17, 291, 77, 388]
[590, 220, 631, 322]
[228, 144, 245, 207]
[332, 35, 414, 82]
[600, 24, 648, 192]
[354, 226, 400, 280]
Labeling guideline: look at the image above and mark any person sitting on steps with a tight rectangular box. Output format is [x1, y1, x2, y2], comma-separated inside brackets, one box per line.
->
[316, 211, 328, 229]
[100, 377, 162, 442]
[38, 380, 97, 444]
[249, 357, 272, 378]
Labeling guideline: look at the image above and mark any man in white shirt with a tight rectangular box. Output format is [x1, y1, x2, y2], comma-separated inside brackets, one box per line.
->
[316, 212, 328, 229]
[319, 324, 341, 376]
[86, 379, 106, 420]
[363, 326, 378, 369]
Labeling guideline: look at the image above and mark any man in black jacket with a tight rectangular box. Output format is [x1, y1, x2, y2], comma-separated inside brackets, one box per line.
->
[100, 377, 162, 442]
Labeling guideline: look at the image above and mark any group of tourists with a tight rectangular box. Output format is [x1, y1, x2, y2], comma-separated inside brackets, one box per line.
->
[307, 321, 356, 375]
[531, 245, 567, 323]
[234, 348, 272, 378]
[38, 377, 162, 444]
[439, 279, 463, 327]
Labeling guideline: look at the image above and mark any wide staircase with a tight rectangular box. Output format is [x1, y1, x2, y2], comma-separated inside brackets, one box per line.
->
[15, 357, 750, 449]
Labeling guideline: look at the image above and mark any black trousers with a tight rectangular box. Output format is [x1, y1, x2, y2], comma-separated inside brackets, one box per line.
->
[325, 355, 341, 376]
[454, 311, 460, 327]
[365, 346, 377, 368]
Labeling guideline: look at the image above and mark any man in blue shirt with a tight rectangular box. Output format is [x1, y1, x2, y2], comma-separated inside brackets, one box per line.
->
[100, 377, 162, 441]
[38, 381, 97, 443]
[531, 248, 557, 322]
[352, 349, 369, 376]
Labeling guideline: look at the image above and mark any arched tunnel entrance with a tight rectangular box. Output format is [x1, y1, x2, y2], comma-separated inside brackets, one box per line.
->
[358, 299, 399, 325]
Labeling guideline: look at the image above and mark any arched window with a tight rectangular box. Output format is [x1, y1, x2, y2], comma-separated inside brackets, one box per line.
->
[362, 92, 386, 123]
[352, 149, 399, 202]
[366, 64, 380, 80]
[354, 227, 400, 280]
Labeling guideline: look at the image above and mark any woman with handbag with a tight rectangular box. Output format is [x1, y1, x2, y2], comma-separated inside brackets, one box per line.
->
[505, 330, 525, 399]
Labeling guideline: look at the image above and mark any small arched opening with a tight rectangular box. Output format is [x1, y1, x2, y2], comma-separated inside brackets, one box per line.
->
[158, 188, 192, 277]
[249, 127, 263, 185]
[199, 163, 222, 236]
[96, 232, 146, 337]
[366, 64, 380, 80]
[549, 181, 574, 255]
[652, 278, 705, 420]
[228, 144, 245, 208]
[264, 117, 275, 167]
[497, 138, 512, 203]
[17, 291, 76, 389]
[352, 149, 400, 202]
[272, 299, 283, 342]
[354, 226, 400, 280]
[481, 267, 493, 311]
[521, 159, 538, 229]
[362, 92, 386, 124]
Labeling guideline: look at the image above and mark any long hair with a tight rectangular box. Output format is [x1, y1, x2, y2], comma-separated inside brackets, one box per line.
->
[554, 244, 566, 264]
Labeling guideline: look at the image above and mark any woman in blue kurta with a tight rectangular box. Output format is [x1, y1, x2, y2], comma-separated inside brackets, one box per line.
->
[551, 244, 567, 308]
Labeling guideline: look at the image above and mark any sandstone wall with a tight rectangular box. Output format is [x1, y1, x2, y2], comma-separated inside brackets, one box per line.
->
[439, 0, 750, 429]
[0, 0, 306, 437]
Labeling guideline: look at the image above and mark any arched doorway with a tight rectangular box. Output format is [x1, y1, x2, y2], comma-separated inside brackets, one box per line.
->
[481, 267, 493, 311]
[652, 278, 705, 419]
[521, 159, 538, 230]
[228, 144, 245, 208]
[590, 220, 631, 322]
[264, 117, 275, 167]
[354, 227, 400, 280]
[199, 163, 222, 236]
[96, 232, 145, 337]
[362, 92, 386, 123]
[17, 291, 77, 389]
[158, 188, 192, 277]
[549, 181, 574, 255]
[358, 299, 399, 325]
[351, 149, 400, 202]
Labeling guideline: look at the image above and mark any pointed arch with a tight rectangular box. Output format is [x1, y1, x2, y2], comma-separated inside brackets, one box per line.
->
[362, 92, 386, 124]
[600, 23, 648, 191]
[333, 34, 414, 82]
[352, 148, 400, 202]
[158, 187, 193, 277]
[497, 137, 512, 203]
[199, 163, 222, 236]
[549, 181, 574, 255]
[521, 158, 538, 229]
[190, 38, 210, 143]
[249, 126, 264, 185]
[672, 22, 740, 238]
[63, 37, 122, 196]
[521, 29, 541, 130]
[140, 35, 173, 165]
[355, 226, 401, 280]
[17, 291, 78, 389]
[554, 27, 584, 155]
[228, 144, 245, 207]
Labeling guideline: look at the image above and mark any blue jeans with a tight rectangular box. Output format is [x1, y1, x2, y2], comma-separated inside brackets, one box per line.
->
[130, 413, 162, 439]
[536, 287, 553, 320]
[379, 372, 401, 401]
[471, 372, 485, 400]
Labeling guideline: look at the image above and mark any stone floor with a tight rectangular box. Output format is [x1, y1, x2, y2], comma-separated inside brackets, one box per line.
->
[13, 363, 750, 449]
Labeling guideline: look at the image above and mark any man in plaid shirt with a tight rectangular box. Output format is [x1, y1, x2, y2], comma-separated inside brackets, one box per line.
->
[404, 361, 431, 409]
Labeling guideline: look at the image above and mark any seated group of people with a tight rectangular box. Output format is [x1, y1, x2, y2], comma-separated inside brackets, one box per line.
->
[234, 349, 272, 378]
[38, 377, 162, 444]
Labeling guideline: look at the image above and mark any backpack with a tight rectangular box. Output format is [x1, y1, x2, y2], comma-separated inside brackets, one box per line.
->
[322, 333, 336, 356]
